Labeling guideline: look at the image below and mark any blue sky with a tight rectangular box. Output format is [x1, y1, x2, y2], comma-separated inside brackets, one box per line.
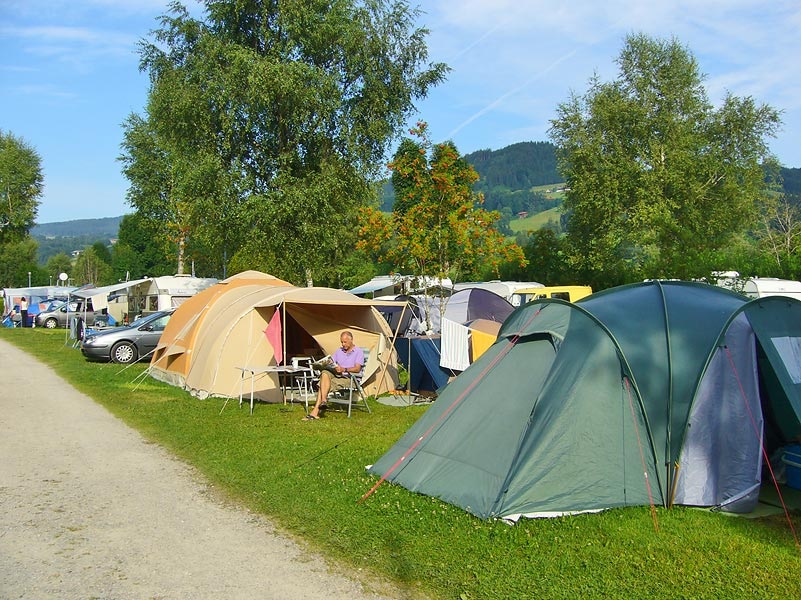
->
[3, 0, 801, 224]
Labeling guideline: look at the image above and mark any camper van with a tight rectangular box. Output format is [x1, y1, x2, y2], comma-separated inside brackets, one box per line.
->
[512, 285, 593, 305]
[743, 277, 801, 301]
[127, 275, 218, 316]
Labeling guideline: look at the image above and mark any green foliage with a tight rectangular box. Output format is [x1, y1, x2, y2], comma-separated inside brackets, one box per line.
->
[0, 130, 42, 245]
[115, 213, 175, 278]
[91, 241, 112, 265]
[360, 123, 526, 282]
[5, 329, 801, 600]
[124, 0, 448, 281]
[32, 217, 121, 266]
[72, 246, 113, 286]
[45, 253, 73, 282]
[752, 189, 801, 278]
[549, 34, 781, 289]
[0, 236, 39, 287]
[35, 235, 108, 266]
[390, 138, 424, 216]
[499, 228, 572, 285]
[338, 248, 379, 291]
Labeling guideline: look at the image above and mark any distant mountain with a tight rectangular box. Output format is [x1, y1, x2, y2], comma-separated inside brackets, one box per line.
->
[32, 216, 123, 238]
[782, 167, 801, 196]
[465, 141, 561, 190]
[31, 216, 124, 265]
[465, 142, 562, 218]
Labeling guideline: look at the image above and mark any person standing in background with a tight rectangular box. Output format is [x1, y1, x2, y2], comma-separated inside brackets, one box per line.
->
[19, 297, 28, 328]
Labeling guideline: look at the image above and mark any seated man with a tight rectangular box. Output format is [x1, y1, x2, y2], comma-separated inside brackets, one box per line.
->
[304, 330, 363, 420]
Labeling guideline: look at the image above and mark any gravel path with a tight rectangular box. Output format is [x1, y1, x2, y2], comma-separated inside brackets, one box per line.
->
[0, 338, 395, 600]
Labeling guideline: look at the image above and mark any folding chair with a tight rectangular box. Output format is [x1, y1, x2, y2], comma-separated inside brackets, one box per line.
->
[325, 348, 371, 417]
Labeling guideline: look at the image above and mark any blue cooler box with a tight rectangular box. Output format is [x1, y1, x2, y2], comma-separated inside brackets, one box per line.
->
[782, 445, 801, 490]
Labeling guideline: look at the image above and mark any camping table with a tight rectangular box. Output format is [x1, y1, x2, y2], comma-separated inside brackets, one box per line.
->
[235, 365, 305, 414]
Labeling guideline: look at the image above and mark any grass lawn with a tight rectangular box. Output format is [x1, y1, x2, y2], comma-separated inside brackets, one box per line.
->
[5, 328, 801, 599]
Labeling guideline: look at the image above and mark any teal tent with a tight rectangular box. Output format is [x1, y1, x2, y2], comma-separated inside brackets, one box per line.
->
[368, 281, 801, 519]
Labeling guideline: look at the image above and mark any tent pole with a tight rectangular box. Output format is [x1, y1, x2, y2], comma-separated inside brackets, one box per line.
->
[408, 335, 411, 396]
[281, 301, 286, 365]
[373, 303, 408, 396]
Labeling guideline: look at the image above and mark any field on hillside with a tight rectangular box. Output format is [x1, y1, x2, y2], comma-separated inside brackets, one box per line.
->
[509, 206, 562, 233]
[507, 183, 564, 234]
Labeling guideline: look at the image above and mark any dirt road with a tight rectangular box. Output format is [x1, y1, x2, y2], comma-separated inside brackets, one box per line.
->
[0, 338, 394, 599]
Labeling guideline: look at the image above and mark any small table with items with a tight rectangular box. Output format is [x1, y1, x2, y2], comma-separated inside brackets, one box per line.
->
[235, 364, 308, 414]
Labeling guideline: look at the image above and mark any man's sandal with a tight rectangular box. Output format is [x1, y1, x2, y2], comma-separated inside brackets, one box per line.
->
[302, 414, 319, 421]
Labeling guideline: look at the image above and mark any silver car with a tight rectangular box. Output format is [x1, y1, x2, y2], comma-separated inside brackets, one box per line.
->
[80, 310, 173, 364]
[36, 300, 107, 329]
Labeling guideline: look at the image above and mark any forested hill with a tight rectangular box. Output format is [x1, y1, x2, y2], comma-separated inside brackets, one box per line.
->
[31, 217, 123, 264]
[465, 141, 562, 216]
[32, 216, 122, 238]
[782, 167, 801, 196]
[463, 143, 801, 216]
[465, 141, 561, 190]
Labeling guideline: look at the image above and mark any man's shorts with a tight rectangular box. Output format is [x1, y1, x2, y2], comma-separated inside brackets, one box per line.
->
[320, 370, 351, 393]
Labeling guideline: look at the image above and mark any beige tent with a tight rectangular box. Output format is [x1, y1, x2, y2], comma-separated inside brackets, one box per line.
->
[150, 272, 402, 403]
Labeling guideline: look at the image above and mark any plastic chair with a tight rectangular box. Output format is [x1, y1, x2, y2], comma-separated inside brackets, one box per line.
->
[288, 357, 317, 412]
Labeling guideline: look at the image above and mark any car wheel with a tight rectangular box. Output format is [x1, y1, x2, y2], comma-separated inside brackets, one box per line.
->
[111, 341, 137, 364]
[44, 317, 59, 329]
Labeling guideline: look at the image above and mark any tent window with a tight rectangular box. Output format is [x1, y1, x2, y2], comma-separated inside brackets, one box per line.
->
[770, 336, 801, 383]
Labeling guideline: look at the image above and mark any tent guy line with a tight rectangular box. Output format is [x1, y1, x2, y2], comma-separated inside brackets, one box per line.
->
[361, 306, 544, 504]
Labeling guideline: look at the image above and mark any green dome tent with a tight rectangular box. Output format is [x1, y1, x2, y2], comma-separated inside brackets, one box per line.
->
[368, 281, 801, 520]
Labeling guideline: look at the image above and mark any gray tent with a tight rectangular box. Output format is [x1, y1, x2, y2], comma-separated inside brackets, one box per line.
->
[368, 281, 801, 520]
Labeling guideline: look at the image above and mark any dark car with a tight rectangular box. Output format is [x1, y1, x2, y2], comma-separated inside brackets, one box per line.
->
[80, 310, 173, 364]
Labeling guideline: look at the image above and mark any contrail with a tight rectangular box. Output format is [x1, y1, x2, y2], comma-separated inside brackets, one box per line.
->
[447, 48, 579, 139]
[447, 24, 500, 63]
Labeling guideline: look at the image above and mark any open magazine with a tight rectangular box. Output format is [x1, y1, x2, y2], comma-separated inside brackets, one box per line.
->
[311, 355, 339, 376]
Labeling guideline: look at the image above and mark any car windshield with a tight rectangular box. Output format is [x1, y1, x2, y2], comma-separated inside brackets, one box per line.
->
[128, 312, 166, 328]
[45, 300, 66, 311]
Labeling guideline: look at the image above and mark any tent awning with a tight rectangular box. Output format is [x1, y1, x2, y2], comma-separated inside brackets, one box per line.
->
[348, 279, 396, 295]
[70, 279, 150, 300]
